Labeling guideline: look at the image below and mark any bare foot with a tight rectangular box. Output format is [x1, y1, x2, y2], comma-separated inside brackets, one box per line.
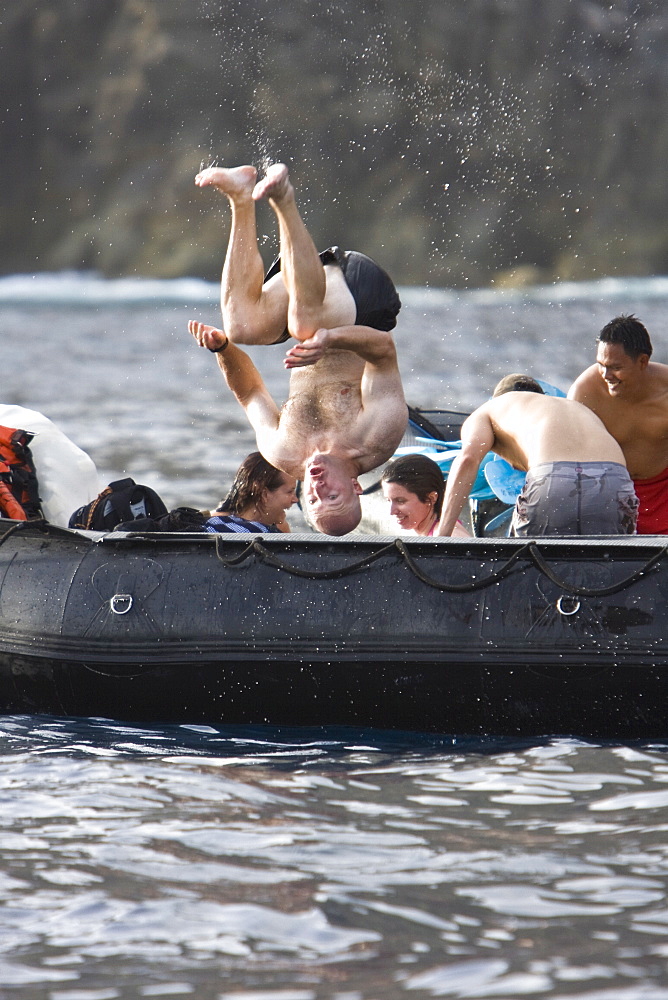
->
[252, 163, 292, 202]
[194, 165, 257, 198]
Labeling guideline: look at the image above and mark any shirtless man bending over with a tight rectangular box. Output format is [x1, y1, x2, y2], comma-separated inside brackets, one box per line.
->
[189, 163, 407, 535]
[568, 315, 668, 534]
[436, 374, 638, 536]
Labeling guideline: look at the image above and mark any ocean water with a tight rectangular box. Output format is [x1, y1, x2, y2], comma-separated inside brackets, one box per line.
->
[2, 273, 668, 998]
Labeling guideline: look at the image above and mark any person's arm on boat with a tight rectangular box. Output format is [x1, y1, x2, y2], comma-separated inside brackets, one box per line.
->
[436, 408, 495, 536]
[188, 321, 280, 445]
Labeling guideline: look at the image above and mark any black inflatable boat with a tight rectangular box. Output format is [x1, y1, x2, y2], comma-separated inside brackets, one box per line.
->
[1, 404, 666, 740]
[0, 516, 666, 739]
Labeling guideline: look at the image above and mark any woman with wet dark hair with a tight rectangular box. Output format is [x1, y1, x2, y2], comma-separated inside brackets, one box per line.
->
[205, 452, 298, 533]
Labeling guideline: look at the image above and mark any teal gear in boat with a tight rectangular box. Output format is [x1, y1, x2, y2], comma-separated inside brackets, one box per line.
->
[394, 439, 497, 501]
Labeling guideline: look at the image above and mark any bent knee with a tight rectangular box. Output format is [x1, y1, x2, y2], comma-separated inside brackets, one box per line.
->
[287, 303, 356, 342]
[223, 307, 287, 346]
[225, 324, 285, 347]
[286, 312, 318, 342]
[287, 275, 356, 340]
[223, 282, 289, 345]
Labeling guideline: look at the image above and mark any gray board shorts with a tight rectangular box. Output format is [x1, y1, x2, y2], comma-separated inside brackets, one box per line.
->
[510, 461, 639, 536]
[264, 246, 401, 344]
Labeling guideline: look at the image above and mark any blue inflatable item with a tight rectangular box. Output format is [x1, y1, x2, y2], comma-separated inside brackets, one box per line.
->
[484, 507, 514, 534]
[536, 379, 566, 397]
[484, 457, 525, 505]
[394, 442, 496, 500]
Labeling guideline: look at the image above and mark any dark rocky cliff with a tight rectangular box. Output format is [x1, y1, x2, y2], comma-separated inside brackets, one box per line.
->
[1, 0, 667, 288]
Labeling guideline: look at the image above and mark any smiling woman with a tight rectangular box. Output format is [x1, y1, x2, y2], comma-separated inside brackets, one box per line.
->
[381, 453, 469, 537]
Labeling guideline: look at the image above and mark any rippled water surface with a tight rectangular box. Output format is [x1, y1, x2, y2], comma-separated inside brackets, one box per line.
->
[3, 276, 668, 997]
[3, 718, 668, 999]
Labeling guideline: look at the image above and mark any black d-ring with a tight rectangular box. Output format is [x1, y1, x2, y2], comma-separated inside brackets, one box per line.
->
[556, 595, 580, 616]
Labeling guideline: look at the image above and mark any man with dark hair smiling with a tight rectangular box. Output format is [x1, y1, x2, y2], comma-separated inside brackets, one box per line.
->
[569, 314, 668, 533]
[437, 373, 637, 537]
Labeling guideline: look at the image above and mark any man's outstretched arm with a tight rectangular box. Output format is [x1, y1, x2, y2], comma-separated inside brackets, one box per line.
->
[283, 325, 397, 371]
[188, 321, 280, 447]
[436, 408, 495, 536]
[286, 323, 405, 412]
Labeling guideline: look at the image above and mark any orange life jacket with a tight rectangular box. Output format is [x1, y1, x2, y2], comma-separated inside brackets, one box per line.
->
[0, 425, 42, 520]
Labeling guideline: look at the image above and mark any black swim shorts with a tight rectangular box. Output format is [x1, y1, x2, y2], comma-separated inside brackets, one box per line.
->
[264, 246, 401, 344]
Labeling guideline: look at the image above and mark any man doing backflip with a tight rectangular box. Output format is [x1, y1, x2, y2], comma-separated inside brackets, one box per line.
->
[189, 162, 407, 535]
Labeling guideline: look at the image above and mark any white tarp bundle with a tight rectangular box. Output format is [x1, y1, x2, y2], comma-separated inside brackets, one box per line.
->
[0, 404, 100, 526]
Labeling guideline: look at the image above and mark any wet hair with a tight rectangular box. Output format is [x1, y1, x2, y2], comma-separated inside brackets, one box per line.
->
[492, 374, 545, 397]
[598, 314, 653, 359]
[381, 454, 445, 518]
[219, 452, 286, 515]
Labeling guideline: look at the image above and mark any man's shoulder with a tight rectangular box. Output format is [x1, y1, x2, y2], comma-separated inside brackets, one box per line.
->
[569, 364, 599, 392]
[253, 413, 306, 479]
[642, 367, 668, 419]
[261, 438, 305, 481]
[487, 392, 552, 416]
[648, 361, 668, 388]
[567, 366, 609, 407]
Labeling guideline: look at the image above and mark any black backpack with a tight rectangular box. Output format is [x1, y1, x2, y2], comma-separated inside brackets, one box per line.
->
[69, 477, 168, 531]
[113, 506, 207, 533]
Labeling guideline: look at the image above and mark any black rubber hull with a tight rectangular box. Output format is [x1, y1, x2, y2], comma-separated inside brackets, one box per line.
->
[1, 521, 667, 737]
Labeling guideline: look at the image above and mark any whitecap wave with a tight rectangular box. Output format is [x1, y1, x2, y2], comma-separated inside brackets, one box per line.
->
[0, 270, 219, 305]
[2, 269, 668, 307]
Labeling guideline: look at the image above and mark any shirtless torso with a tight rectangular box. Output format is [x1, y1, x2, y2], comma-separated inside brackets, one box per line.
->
[189, 320, 407, 535]
[485, 393, 627, 472]
[265, 348, 405, 480]
[437, 389, 631, 536]
[569, 359, 668, 480]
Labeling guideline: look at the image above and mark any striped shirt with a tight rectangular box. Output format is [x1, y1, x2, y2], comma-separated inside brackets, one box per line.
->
[203, 514, 275, 534]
